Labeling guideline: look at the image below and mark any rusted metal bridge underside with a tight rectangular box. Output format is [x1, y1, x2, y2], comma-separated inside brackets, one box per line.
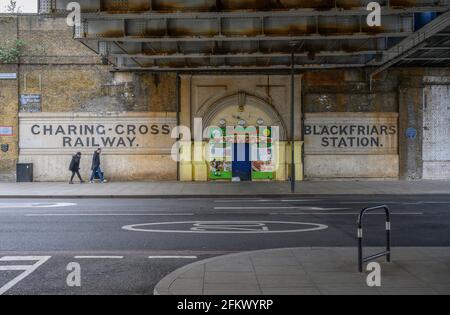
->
[38, 0, 450, 74]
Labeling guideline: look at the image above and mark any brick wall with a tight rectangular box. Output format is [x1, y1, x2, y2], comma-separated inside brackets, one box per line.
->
[0, 16, 19, 181]
[0, 15, 178, 182]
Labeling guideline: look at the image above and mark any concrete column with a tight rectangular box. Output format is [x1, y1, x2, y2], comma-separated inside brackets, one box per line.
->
[285, 141, 304, 181]
[275, 141, 287, 181]
[398, 79, 423, 180]
[179, 141, 193, 182]
[193, 141, 208, 181]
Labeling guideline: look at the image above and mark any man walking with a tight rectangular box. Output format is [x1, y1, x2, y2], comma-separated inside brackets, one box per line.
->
[89, 148, 107, 184]
[69, 152, 84, 184]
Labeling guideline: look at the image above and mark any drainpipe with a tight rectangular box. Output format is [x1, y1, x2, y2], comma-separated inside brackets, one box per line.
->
[16, 14, 20, 182]
[300, 75, 305, 182]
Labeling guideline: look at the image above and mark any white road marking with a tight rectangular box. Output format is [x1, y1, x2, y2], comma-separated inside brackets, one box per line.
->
[270, 212, 424, 216]
[0, 266, 31, 271]
[0, 256, 51, 295]
[214, 199, 275, 203]
[0, 203, 76, 209]
[25, 213, 195, 217]
[191, 222, 269, 232]
[280, 200, 323, 202]
[74, 256, 124, 259]
[0, 256, 47, 261]
[122, 221, 328, 234]
[214, 206, 351, 211]
[214, 199, 320, 203]
[148, 256, 198, 259]
[340, 201, 449, 205]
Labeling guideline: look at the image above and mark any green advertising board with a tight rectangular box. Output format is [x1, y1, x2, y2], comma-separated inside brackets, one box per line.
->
[208, 126, 275, 181]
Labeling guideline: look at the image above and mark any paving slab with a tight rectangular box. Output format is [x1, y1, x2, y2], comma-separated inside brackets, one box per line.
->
[154, 247, 450, 295]
[1, 180, 450, 198]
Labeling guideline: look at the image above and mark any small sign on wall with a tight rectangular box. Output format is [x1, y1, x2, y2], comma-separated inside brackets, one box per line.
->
[0, 126, 14, 136]
[0, 73, 17, 80]
[1, 144, 9, 153]
[406, 127, 418, 139]
[20, 94, 42, 113]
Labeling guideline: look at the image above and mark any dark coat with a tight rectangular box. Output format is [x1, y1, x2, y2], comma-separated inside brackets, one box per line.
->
[91, 151, 101, 170]
[69, 155, 81, 172]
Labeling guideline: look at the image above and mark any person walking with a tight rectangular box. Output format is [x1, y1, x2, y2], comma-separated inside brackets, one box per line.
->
[89, 148, 107, 184]
[69, 152, 84, 184]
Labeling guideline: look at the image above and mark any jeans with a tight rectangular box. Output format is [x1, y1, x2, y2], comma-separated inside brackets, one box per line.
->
[90, 166, 104, 182]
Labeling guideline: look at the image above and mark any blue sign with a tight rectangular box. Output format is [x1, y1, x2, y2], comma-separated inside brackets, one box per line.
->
[406, 127, 417, 139]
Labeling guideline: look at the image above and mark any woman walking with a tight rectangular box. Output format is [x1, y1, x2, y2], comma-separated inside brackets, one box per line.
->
[69, 152, 84, 184]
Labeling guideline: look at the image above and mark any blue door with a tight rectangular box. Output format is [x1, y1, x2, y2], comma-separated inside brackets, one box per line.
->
[232, 143, 252, 181]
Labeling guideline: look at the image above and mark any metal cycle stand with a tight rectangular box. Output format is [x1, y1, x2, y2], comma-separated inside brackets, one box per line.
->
[358, 205, 391, 273]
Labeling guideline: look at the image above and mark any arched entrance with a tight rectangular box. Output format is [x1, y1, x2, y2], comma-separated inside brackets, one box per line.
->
[202, 93, 287, 182]
[202, 92, 288, 140]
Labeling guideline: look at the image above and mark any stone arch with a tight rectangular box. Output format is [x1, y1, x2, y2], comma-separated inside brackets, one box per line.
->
[201, 92, 288, 140]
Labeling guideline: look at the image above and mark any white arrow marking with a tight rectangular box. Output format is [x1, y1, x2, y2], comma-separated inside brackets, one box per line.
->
[0, 256, 51, 295]
[0, 203, 76, 209]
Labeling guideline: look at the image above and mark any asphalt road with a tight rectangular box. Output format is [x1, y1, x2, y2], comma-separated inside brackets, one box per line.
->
[0, 195, 449, 295]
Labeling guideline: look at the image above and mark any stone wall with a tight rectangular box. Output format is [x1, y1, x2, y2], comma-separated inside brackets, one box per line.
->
[302, 69, 399, 179]
[302, 68, 450, 180]
[395, 68, 450, 180]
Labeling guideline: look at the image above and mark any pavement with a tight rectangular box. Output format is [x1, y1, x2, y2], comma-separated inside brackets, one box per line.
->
[1, 180, 450, 198]
[154, 247, 450, 295]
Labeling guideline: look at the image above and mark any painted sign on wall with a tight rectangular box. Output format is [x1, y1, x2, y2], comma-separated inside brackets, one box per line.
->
[19, 112, 177, 154]
[304, 113, 399, 155]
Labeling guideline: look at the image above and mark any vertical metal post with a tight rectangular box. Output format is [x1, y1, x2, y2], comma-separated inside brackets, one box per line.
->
[386, 214, 391, 262]
[358, 224, 363, 273]
[291, 51, 296, 193]
[176, 72, 180, 181]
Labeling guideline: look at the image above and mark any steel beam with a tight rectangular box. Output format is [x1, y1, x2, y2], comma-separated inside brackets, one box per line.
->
[369, 10, 450, 86]
[110, 51, 379, 60]
[77, 7, 450, 19]
[80, 33, 410, 43]
[113, 64, 366, 71]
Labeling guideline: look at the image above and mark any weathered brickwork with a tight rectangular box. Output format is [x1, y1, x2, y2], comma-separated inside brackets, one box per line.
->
[0, 16, 19, 181]
[0, 64, 19, 181]
[303, 69, 398, 113]
[0, 15, 178, 181]
[303, 67, 450, 180]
